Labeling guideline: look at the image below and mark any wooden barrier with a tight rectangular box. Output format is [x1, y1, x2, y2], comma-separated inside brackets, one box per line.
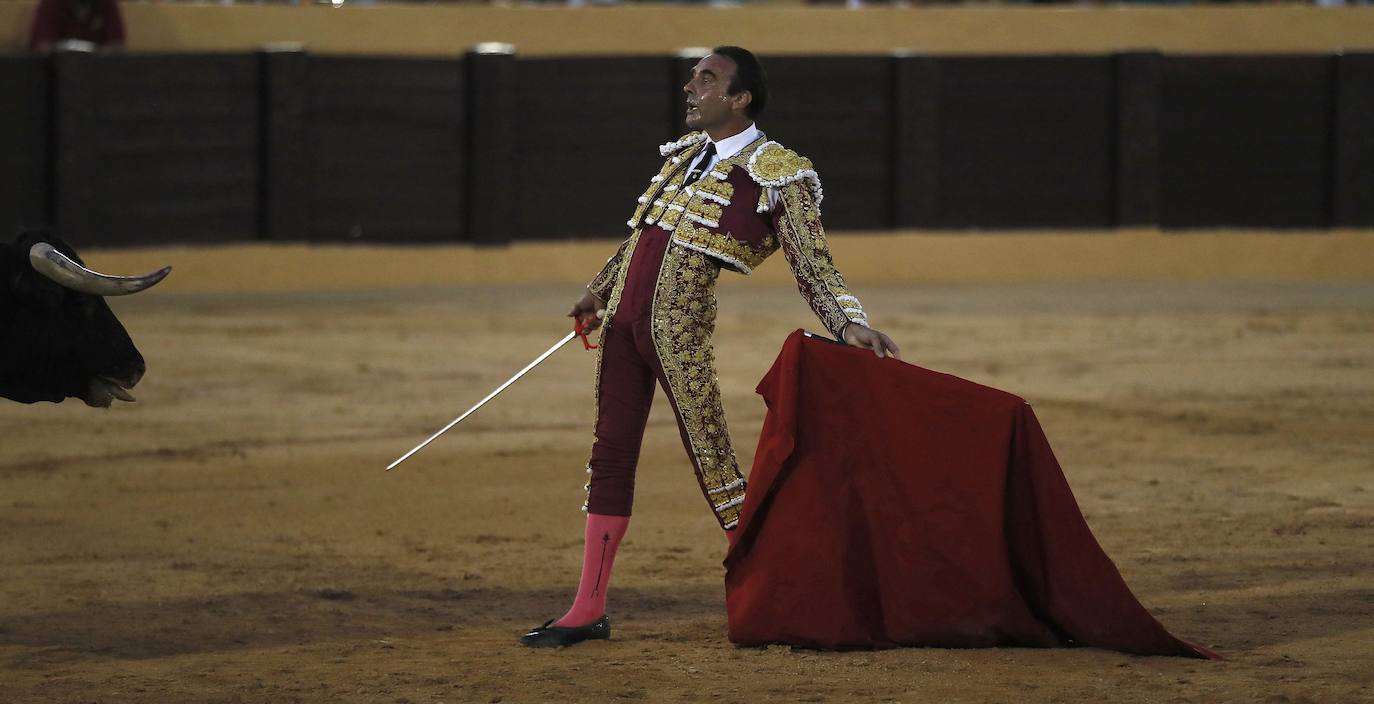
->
[5, 47, 1373, 245]
[0, 55, 46, 232]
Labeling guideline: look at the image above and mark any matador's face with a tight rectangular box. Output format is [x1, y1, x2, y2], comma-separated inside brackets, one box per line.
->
[683, 54, 749, 132]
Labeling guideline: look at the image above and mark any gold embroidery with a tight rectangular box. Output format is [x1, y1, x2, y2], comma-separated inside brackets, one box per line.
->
[691, 176, 735, 203]
[649, 245, 746, 529]
[633, 140, 746, 236]
[690, 201, 723, 223]
[587, 237, 632, 302]
[746, 141, 824, 207]
[774, 181, 868, 337]
[643, 137, 776, 276]
[633, 136, 770, 222]
[644, 201, 668, 226]
[602, 231, 640, 324]
[671, 223, 775, 274]
[629, 156, 694, 228]
[750, 143, 813, 182]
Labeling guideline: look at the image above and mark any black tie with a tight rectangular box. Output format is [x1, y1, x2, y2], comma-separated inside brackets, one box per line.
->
[684, 142, 716, 186]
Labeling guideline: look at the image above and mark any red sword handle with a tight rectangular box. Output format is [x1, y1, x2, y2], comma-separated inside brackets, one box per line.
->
[574, 314, 600, 350]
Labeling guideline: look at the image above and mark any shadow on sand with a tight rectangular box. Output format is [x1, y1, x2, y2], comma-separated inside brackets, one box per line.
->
[0, 579, 724, 663]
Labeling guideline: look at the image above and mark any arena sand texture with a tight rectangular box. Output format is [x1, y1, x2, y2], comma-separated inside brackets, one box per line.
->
[2, 238, 1372, 703]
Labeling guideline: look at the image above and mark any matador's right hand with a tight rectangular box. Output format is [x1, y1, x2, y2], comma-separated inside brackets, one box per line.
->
[569, 289, 606, 332]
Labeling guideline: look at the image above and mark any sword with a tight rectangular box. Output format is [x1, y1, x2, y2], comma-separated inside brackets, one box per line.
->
[386, 310, 603, 471]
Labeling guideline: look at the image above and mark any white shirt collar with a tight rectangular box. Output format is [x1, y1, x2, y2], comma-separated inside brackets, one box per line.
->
[709, 123, 763, 160]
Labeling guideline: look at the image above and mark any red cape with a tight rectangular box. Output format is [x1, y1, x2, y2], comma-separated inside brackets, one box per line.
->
[724, 330, 1217, 659]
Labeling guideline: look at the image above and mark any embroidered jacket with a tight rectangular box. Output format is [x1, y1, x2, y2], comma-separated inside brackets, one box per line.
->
[588, 131, 868, 338]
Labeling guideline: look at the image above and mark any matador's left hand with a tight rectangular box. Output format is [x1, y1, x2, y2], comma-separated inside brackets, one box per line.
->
[843, 323, 901, 359]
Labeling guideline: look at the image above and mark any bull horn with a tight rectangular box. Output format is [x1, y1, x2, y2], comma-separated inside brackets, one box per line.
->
[28, 242, 171, 296]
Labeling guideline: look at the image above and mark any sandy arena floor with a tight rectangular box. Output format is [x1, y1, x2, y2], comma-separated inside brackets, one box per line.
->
[2, 266, 1373, 702]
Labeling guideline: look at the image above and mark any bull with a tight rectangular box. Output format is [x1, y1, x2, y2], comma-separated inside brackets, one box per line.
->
[1, 230, 170, 407]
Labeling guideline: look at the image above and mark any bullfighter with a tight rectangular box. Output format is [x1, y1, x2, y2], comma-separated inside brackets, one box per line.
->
[520, 46, 900, 648]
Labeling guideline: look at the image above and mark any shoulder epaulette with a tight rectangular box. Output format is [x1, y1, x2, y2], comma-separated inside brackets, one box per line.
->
[746, 141, 823, 207]
[659, 132, 709, 157]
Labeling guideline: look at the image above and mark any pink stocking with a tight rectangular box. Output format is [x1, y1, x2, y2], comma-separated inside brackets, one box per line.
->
[555, 513, 630, 627]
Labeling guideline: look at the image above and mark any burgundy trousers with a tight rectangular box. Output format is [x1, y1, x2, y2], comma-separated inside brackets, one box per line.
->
[583, 315, 666, 517]
[583, 228, 671, 517]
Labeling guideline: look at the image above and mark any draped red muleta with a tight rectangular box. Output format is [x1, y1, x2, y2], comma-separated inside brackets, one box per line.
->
[724, 330, 1217, 659]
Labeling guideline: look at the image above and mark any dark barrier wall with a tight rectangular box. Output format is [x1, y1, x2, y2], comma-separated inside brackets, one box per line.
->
[466, 49, 515, 245]
[932, 56, 1115, 229]
[761, 57, 895, 232]
[0, 56, 48, 237]
[1334, 53, 1374, 228]
[1115, 52, 1162, 228]
[52, 52, 259, 248]
[1159, 55, 1333, 229]
[3, 49, 1371, 246]
[513, 57, 674, 241]
[892, 56, 939, 229]
[263, 54, 466, 243]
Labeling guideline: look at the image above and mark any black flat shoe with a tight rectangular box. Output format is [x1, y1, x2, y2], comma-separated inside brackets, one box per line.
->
[518, 615, 611, 648]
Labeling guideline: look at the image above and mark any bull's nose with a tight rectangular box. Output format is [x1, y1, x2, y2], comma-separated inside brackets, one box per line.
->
[126, 366, 145, 388]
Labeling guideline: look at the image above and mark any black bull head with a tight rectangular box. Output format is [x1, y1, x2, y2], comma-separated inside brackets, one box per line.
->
[0, 231, 170, 407]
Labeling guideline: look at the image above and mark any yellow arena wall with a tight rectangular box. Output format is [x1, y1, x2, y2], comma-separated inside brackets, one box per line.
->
[77, 229, 1374, 296]
[3, 4, 1374, 56]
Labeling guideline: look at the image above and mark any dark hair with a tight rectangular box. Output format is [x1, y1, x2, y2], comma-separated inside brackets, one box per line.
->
[712, 45, 768, 119]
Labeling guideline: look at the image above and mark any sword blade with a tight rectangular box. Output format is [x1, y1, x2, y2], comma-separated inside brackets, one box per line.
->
[386, 330, 579, 471]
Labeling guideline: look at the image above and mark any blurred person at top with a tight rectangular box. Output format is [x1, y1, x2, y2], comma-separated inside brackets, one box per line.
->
[29, 0, 126, 52]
